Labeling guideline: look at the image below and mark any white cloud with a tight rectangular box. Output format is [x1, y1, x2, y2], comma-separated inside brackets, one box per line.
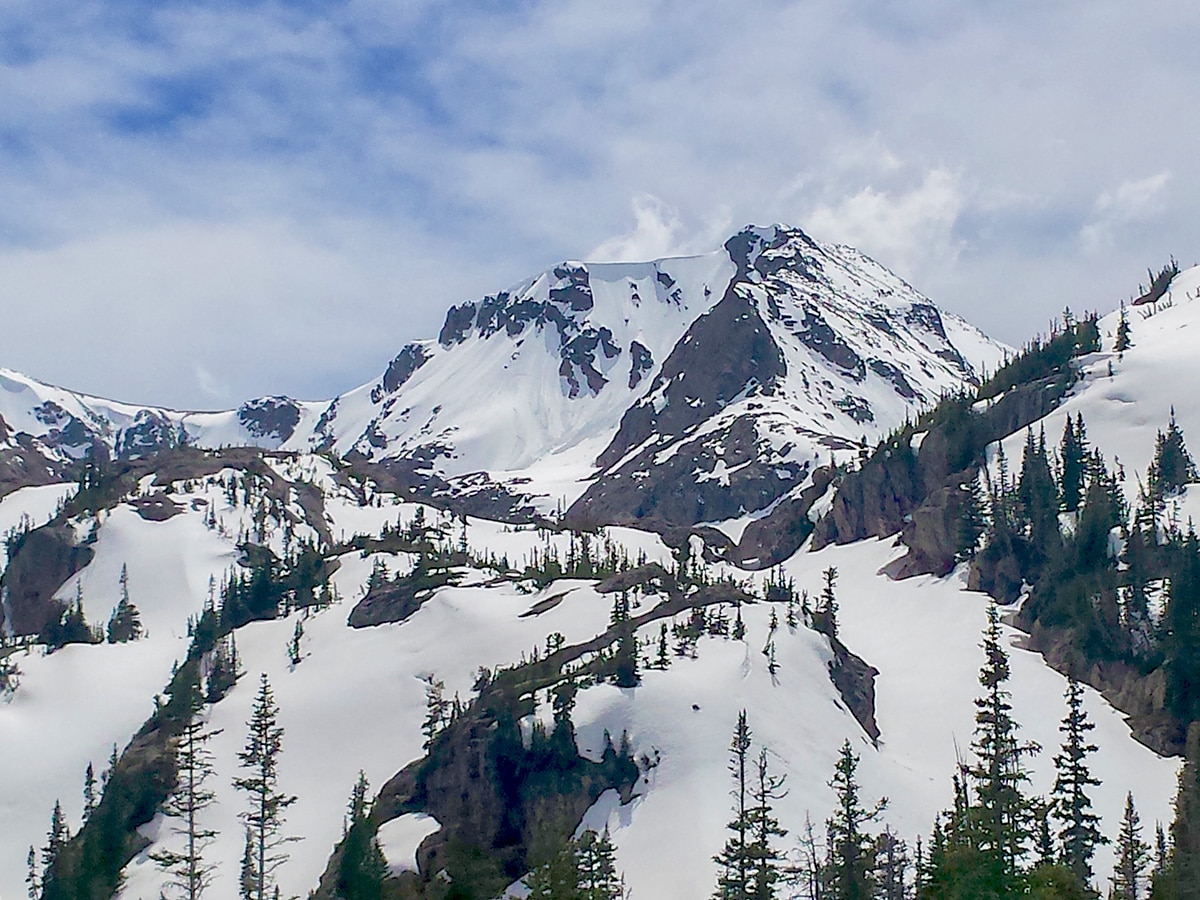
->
[804, 169, 965, 283]
[1080, 172, 1172, 254]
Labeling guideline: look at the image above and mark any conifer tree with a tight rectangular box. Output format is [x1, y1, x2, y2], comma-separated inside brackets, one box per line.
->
[955, 475, 988, 564]
[1116, 301, 1132, 356]
[107, 563, 144, 643]
[233, 674, 297, 900]
[1152, 723, 1200, 898]
[287, 620, 303, 667]
[40, 800, 69, 894]
[654, 623, 670, 670]
[826, 739, 886, 900]
[82, 761, 97, 824]
[26, 845, 39, 900]
[747, 747, 787, 899]
[151, 689, 221, 900]
[1111, 792, 1150, 900]
[1017, 428, 1061, 569]
[816, 567, 839, 639]
[576, 829, 625, 900]
[336, 772, 388, 900]
[1149, 409, 1198, 501]
[714, 710, 754, 899]
[1051, 678, 1105, 888]
[1061, 415, 1089, 514]
[929, 603, 1039, 897]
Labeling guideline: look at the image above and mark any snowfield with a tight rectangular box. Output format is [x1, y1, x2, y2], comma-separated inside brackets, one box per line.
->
[0, 473, 1182, 899]
[4, 259, 1200, 900]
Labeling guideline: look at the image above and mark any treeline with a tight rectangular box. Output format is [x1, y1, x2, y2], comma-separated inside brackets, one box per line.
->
[710, 605, 1195, 899]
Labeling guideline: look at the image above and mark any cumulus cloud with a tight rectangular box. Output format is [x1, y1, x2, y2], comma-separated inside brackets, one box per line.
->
[804, 169, 965, 284]
[4, 0, 1200, 399]
[1080, 172, 1172, 254]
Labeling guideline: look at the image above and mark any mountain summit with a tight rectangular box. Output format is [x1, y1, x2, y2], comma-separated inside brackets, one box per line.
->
[0, 225, 1006, 553]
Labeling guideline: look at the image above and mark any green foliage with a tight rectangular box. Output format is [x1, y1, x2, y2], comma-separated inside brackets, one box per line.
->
[978, 315, 1100, 403]
[233, 673, 297, 900]
[1111, 793, 1150, 900]
[1051, 679, 1105, 887]
[1149, 410, 1198, 502]
[335, 773, 388, 900]
[825, 740, 885, 900]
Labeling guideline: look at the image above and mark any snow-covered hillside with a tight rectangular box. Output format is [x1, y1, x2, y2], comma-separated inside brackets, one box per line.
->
[7, 236, 1198, 900]
[0, 465, 1178, 900]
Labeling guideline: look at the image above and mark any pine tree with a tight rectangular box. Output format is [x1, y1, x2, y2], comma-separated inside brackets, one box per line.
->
[106, 563, 144, 643]
[816, 567, 839, 639]
[233, 674, 297, 900]
[287, 620, 303, 667]
[576, 829, 625, 900]
[1115, 301, 1132, 356]
[747, 747, 787, 899]
[151, 689, 222, 900]
[956, 474, 988, 563]
[654, 623, 670, 670]
[1153, 723, 1200, 899]
[82, 761, 97, 824]
[40, 800, 69, 894]
[422, 678, 446, 750]
[1149, 409, 1198, 501]
[826, 739, 886, 900]
[336, 772, 388, 900]
[714, 710, 755, 899]
[26, 845, 39, 900]
[239, 828, 257, 900]
[1017, 428, 1061, 569]
[956, 603, 1040, 895]
[1051, 678, 1106, 888]
[1061, 415, 1089, 514]
[1111, 793, 1150, 900]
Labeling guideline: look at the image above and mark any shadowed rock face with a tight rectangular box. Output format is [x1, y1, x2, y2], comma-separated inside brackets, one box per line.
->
[238, 396, 301, 443]
[0, 524, 94, 636]
[594, 284, 786, 473]
[371, 343, 432, 402]
[117, 410, 180, 459]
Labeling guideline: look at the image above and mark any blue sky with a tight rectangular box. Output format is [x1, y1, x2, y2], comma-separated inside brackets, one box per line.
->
[2, 0, 1199, 408]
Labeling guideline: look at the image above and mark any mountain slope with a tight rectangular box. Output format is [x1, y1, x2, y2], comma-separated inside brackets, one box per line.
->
[0, 227, 1006, 540]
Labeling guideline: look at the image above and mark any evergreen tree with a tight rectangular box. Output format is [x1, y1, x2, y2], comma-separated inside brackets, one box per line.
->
[956, 474, 988, 564]
[612, 591, 639, 688]
[151, 689, 221, 900]
[874, 827, 911, 900]
[82, 761, 97, 824]
[654, 623, 670, 670]
[336, 772, 388, 900]
[1017, 428, 1062, 569]
[970, 604, 1039, 884]
[40, 800, 69, 894]
[106, 563, 144, 643]
[287, 620, 303, 667]
[576, 829, 625, 900]
[1149, 410, 1198, 500]
[733, 602, 747, 641]
[1061, 415, 1089, 514]
[1115, 301, 1132, 356]
[1051, 678, 1106, 889]
[1153, 723, 1200, 899]
[826, 739, 886, 900]
[714, 710, 754, 899]
[1111, 792, 1150, 900]
[26, 845, 39, 900]
[747, 747, 787, 899]
[233, 674, 297, 900]
[422, 678, 446, 750]
[816, 567, 839, 639]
